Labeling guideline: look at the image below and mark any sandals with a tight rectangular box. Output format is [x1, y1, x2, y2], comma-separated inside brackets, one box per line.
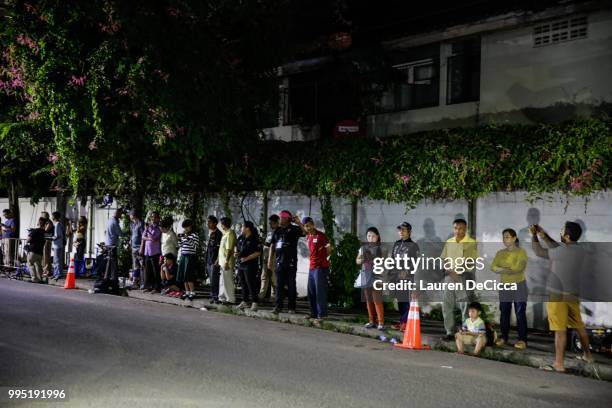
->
[576, 355, 594, 363]
[540, 364, 565, 373]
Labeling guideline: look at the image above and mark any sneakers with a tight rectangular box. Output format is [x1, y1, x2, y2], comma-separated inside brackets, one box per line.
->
[187, 293, 195, 301]
[364, 322, 375, 329]
[514, 341, 527, 350]
[495, 338, 506, 347]
[237, 301, 249, 310]
[442, 334, 454, 341]
[250, 302, 258, 312]
[271, 306, 280, 315]
[377, 324, 385, 331]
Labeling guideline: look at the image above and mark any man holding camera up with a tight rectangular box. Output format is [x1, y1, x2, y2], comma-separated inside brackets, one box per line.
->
[530, 222, 593, 372]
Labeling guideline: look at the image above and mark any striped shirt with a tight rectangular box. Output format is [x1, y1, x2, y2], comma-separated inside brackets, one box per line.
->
[179, 232, 199, 256]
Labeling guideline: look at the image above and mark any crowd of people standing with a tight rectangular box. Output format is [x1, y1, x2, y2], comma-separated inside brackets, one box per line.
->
[3, 206, 594, 370]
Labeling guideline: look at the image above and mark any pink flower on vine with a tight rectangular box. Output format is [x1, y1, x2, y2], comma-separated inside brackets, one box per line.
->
[168, 7, 181, 17]
[24, 3, 38, 14]
[153, 69, 169, 82]
[69, 75, 87, 87]
[499, 148, 511, 161]
[99, 21, 120, 34]
[88, 140, 97, 150]
[163, 126, 176, 139]
[570, 177, 584, 192]
[451, 158, 462, 168]
[399, 175, 411, 185]
[47, 153, 58, 163]
[16, 34, 39, 54]
[11, 77, 24, 88]
[49, 168, 58, 176]
[303, 163, 313, 171]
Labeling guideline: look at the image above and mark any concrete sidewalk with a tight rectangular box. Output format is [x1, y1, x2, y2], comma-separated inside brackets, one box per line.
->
[17, 275, 612, 382]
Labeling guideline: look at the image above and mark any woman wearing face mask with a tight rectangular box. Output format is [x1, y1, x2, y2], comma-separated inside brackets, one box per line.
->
[356, 227, 386, 330]
[491, 228, 528, 349]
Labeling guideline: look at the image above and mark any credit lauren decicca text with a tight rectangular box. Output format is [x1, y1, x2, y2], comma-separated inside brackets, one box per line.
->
[370, 255, 519, 292]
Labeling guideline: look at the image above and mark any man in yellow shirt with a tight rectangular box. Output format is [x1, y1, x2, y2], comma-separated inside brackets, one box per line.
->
[441, 218, 479, 340]
[218, 217, 237, 304]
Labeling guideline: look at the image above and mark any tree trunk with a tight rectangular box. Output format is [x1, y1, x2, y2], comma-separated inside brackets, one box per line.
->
[8, 176, 19, 237]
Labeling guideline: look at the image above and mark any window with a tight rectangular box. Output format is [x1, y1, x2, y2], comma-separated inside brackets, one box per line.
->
[378, 58, 439, 111]
[393, 59, 439, 110]
[533, 15, 588, 47]
[286, 78, 318, 125]
[446, 37, 481, 104]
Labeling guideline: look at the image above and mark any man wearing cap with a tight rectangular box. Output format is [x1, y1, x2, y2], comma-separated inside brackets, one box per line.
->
[268, 210, 305, 314]
[390, 221, 420, 331]
[296, 217, 332, 322]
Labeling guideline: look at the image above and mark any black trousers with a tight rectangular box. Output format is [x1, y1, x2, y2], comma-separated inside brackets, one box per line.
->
[238, 265, 259, 303]
[275, 263, 297, 310]
[143, 255, 161, 290]
[208, 263, 221, 300]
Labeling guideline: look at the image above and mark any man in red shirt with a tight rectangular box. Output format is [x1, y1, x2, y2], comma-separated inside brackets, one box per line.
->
[296, 216, 332, 322]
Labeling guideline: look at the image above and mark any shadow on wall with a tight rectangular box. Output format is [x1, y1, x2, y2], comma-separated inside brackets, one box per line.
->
[481, 101, 612, 125]
[370, 102, 612, 137]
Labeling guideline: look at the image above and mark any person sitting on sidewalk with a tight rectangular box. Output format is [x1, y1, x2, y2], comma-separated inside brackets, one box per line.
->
[491, 228, 528, 349]
[160, 253, 181, 296]
[530, 222, 593, 372]
[455, 302, 487, 356]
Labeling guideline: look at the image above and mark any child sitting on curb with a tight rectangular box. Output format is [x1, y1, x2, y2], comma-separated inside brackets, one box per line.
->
[455, 302, 487, 356]
[160, 253, 181, 296]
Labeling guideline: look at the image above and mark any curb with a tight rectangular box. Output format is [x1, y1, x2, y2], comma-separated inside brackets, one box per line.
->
[34, 277, 612, 382]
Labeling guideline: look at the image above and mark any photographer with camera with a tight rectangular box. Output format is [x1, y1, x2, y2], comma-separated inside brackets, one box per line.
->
[26, 218, 47, 283]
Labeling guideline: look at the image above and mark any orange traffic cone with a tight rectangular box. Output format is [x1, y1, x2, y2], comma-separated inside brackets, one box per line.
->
[64, 256, 76, 289]
[394, 300, 430, 350]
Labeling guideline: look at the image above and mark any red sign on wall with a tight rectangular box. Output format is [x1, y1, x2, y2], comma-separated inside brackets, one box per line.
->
[333, 119, 363, 139]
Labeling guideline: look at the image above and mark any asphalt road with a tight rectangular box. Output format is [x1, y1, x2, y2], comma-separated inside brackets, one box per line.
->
[1, 279, 611, 408]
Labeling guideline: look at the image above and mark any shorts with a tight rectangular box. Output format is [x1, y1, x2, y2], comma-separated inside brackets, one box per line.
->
[177, 254, 197, 283]
[457, 333, 485, 346]
[546, 301, 584, 331]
